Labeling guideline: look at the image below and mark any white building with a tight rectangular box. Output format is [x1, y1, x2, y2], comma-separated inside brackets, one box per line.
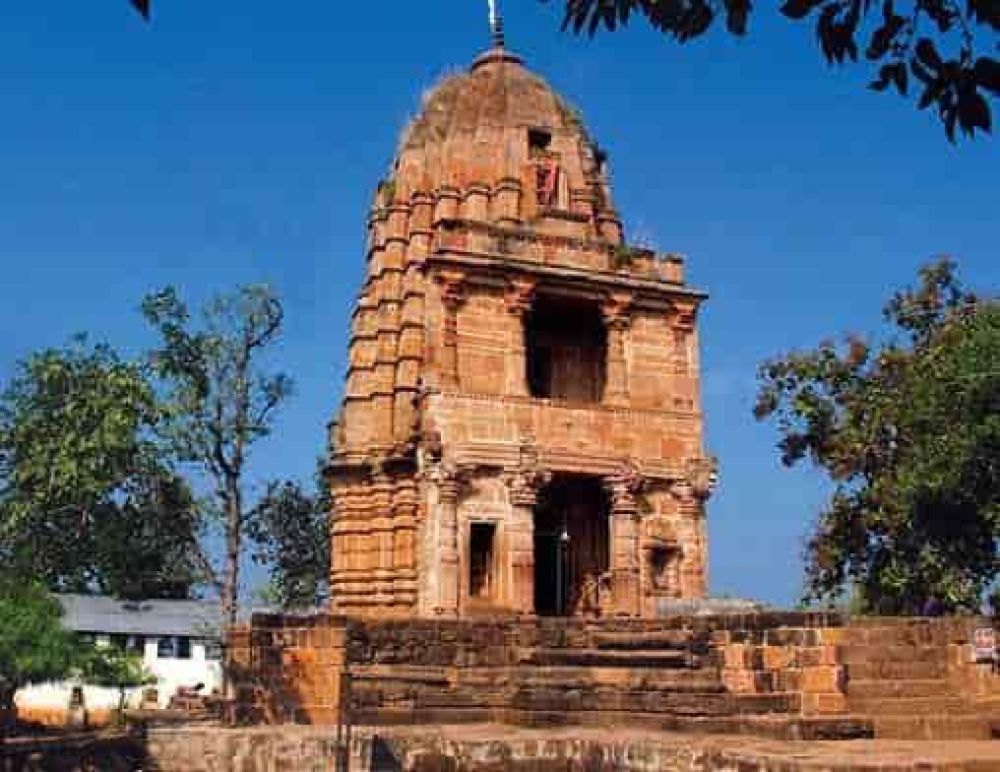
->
[16, 594, 223, 721]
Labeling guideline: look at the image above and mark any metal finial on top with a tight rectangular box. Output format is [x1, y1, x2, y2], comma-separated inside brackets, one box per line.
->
[488, 0, 505, 47]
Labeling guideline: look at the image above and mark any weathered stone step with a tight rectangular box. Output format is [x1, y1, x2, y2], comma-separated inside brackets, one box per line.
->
[459, 665, 724, 692]
[501, 709, 874, 740]
[510, 687, 731, 716]
[873, 714, 997, 740]
[849, 696, 972, 716]
[846, 660, 947, 680]
[509, 687, 799, 717]
[841, 644, 947, 664]
[591, 630, 698, 650]
[847, 678, 948, 699]
[529, 647, 695, 669]
[846, 625, 951, 648]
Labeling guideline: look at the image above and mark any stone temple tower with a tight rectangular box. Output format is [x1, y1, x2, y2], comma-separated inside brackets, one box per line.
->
[326, 36, 717, 620]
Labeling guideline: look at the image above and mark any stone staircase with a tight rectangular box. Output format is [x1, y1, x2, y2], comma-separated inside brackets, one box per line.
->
[346, 618, 863, 739]
[844, 620, 1000, 740]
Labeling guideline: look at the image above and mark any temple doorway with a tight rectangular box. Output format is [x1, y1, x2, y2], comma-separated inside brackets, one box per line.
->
[533, 475, 610, 616]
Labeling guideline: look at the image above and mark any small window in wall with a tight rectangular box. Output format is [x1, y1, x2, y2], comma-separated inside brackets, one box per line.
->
[157, 636, 193, 659]
[157, 637, 176, 659]
[469, 523, 496, 601]
[204, 641, 223, 661]
[126, 635, 145, 655]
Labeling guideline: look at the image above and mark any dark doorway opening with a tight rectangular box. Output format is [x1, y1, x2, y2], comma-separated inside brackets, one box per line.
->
[534, 475, 610, 616]
[525, 296, 607, 403]
[469, 522, 496, 601]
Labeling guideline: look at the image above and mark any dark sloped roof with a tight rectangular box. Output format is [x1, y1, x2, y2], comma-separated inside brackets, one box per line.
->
[56, 594, 222, 639]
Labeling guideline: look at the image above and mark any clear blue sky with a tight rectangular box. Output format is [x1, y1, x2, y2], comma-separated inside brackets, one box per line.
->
[0, 2, 996, 607]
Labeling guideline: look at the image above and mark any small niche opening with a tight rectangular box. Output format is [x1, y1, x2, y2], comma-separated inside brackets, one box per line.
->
[469, 522, 497, 601]
[526, 295, 607, 403]
[528, 128, 552, 155]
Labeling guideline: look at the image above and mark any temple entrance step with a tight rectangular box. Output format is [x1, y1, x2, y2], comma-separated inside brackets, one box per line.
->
[527, 647, 698, 668]
[845, 660, 948, 680]
[842, 643, 949, 664]
[590, 630, 702, 651]
[459, 665, 726, 692]
[871, 714, 998, 740]
[846, 678, 947, 700]
[848, 696, 974, 716]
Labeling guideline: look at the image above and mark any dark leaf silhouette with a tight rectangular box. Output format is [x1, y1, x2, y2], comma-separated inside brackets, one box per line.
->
[554, 0, 998, 140]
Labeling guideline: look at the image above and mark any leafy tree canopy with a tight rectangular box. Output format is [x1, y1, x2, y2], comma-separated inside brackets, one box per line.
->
[143, 285, 293, 626]
[554, 0, 999, 140]
[249, 466, 331, 610]
[0, 581, 82, 717]
[0, 338, 202, 598]
[755, 259, 999, 614]
[79, 643, 155, 712]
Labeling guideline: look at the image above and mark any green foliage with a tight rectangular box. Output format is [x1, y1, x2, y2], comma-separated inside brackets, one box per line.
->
[143, 285, 293, 625]
[611, 244, 637, 271]
[249, 465, 331, 610]
[0, 338, 201, 598]
[755, 258, 999, 614]
[0, 582, 83, 712]
[79, 644, 155, 713]
[556, 0, 999, 140]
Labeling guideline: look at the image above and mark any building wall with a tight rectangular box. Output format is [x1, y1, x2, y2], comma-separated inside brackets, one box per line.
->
[15, 634, 222, 726]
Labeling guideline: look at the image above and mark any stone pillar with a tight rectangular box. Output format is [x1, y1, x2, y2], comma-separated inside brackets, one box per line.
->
[669, 300, 699, 377]
[602, 291, 633, 407]
[433, 462, 462, 616]
[670, 457, 718, 598]
[503, 275, 535, 397]
[606, 462, 644, 617]
[505, 457, 550, 615]
[437, 270, 467, 392]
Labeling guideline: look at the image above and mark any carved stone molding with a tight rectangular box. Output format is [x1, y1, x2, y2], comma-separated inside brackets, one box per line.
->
[670, 456, 719, 503]
[436, 268, 468, 310]
[605, 459, 645, 515]
[504, 275, 536, 316]
[669, 299, 699, 333]
[504, 436, 551, 508]
[602, 290, 634, 330]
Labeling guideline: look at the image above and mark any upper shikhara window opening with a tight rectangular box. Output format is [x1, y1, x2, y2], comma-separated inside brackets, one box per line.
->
[528, 128, 552, 156]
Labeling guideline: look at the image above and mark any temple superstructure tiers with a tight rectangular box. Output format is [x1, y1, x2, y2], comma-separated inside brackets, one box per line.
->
[326, 44, 716, 619]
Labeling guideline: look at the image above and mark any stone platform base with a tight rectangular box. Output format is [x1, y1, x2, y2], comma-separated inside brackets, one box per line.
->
[229, 613, 999, 741]
[146, 724, 1000, 771]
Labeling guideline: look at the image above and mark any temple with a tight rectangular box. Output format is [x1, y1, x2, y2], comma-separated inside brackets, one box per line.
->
[326, 39, 717, 620]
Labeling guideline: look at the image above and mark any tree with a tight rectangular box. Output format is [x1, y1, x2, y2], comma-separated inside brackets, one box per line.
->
[249, 467, 331, 610]
[554, 0, 999, 140]
[0, 339, 202, 598]
[79, 645, 155, 717]
[142, 285, 293, 627]
[754, 258, 999, 614]
[0, 582, 83, 730]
